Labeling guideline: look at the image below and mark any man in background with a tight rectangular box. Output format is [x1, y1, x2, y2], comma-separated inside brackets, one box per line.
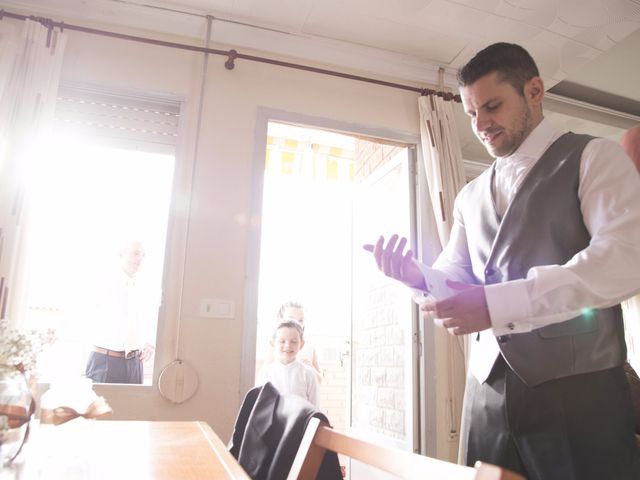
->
[85, 239, 156, 384]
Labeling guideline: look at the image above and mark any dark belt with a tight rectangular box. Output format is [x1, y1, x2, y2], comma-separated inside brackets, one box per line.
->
[94, 346, 139, 359]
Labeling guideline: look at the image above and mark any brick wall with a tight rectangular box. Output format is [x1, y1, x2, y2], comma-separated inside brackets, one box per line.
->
[351, 284, 407, 440]
[354, 139, 404, 180]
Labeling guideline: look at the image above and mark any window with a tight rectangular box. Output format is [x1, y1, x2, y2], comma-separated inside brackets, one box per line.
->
[20, 84, 180, 385]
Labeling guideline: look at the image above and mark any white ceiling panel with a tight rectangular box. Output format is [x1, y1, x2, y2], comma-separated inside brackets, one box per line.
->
[344, 0, 434, 20]
[415, 0, 543, 44]
[221, 0, 315, 32]
[303, 2, 469, 62]
[452, 0, 501, 11]
[514, 31, 600, 86]
[550, 10, 640, 49]
[602, 18, 640, 43]
[546, 18, 632, 51]
[556, 0, 640, 28]
[492, 0, 557, 26]
[567, 28, 640, 101]
[183, 0, 235, 11]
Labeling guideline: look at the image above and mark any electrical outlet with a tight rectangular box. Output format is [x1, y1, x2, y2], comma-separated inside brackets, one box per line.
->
[199, 299, 235, 318]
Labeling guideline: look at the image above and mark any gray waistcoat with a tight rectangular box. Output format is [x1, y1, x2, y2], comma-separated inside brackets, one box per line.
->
[459, 132, 626, 386]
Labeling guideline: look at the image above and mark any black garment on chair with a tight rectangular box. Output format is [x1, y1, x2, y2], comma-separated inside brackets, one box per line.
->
[229, 382, 342, 480]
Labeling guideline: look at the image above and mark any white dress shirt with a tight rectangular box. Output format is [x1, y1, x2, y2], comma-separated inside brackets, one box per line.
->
[432, 118, 640, 336]
[256, 359, 319, 407]
[90, 268, 158, 353]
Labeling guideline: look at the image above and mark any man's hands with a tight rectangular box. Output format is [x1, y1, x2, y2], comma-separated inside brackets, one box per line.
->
[364, 234, 492, 336]
[421, 281, 491, 335]
[363, 234, 426, 289]
[140, 343, 155, 363]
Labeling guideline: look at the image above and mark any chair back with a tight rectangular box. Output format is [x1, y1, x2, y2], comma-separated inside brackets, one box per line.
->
[287, 417, 526, 480]
[228, 382, 341, 480]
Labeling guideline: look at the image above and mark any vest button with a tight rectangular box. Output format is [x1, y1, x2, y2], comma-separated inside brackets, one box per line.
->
[485, 268, 495, 277]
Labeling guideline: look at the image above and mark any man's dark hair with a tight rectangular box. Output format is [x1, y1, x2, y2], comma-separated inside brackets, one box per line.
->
[457, 42, 539, 96]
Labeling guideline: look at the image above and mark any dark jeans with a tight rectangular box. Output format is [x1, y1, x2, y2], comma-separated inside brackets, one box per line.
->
[463, 355, 640, 480]
[85, 351, 143, 384]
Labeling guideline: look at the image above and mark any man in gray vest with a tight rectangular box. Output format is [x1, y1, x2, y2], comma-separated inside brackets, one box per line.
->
[366, 43, 640, 479]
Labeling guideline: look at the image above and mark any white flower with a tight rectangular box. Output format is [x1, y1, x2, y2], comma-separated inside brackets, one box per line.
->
[0, 320, 56, 378]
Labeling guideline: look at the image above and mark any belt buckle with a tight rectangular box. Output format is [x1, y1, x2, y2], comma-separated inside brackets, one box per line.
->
[125, 350, 138, 359]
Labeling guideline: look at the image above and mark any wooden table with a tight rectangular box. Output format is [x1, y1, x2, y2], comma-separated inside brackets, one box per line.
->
[4, 420, 250, 479]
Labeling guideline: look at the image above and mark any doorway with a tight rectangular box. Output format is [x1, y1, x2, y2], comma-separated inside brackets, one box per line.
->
[253, 115, 421, 477]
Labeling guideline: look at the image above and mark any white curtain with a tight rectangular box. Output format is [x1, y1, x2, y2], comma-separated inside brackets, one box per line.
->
[418, 93, 468, 463]
[0, 19, 67, 324]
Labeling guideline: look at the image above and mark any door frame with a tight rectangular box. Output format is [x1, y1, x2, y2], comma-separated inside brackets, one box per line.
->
[241, 106, 436, 453]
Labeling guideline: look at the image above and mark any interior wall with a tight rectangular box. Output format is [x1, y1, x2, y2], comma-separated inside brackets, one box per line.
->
[18, 15, 423, 441]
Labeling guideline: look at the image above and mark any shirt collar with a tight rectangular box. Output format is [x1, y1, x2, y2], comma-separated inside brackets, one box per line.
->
[120, 269, 136, 285]
[277, 360, 297, 369]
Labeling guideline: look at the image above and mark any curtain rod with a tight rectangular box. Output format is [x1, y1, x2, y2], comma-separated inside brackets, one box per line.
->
[0, 8, 461, 103]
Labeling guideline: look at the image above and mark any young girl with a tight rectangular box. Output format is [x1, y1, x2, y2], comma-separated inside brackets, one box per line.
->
[276, 301, 322, 383]
[256, 320, 319, 407]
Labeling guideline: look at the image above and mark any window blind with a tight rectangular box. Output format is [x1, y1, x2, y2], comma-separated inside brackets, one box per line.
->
[53, 84, 181, 154]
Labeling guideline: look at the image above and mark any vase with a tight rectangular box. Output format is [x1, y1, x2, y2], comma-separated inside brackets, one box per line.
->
[0, 364, 34, 466]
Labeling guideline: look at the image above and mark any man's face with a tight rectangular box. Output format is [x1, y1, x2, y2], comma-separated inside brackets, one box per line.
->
[460, 71, 537, 158]
[274, 326, 304, 365]
[121, 241, 145, 276]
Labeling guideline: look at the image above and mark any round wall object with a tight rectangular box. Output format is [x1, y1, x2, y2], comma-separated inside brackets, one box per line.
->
[158, 359, 199, 404]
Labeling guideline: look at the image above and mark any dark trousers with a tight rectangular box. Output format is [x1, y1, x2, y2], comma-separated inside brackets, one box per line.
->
[463, 355, 640, 480]
[85, 351, 143, 384]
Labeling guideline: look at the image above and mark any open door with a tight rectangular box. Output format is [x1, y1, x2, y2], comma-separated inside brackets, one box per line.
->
[250, 116, 422, 478]
[348, 144, 420, 478]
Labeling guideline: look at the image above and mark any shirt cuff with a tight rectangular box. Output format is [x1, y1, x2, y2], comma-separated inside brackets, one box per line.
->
[485, 279, 534, 335]
[411, 290, 431, 305]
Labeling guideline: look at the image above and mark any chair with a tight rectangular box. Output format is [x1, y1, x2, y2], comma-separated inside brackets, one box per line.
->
[287, 417, 526, 480]
[228, 382, 342, 480]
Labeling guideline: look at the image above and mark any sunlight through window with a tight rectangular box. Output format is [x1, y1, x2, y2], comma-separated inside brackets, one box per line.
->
[22, 133, 175, 385]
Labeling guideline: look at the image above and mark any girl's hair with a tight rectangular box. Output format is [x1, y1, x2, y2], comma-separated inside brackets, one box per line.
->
[276, 301, 304, 320]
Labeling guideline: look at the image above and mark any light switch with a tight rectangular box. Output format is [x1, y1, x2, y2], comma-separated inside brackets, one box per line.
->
[199, 298, 235, 318]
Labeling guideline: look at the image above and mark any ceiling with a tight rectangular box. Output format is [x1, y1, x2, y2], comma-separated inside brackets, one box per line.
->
[2, 0, 640, 162]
